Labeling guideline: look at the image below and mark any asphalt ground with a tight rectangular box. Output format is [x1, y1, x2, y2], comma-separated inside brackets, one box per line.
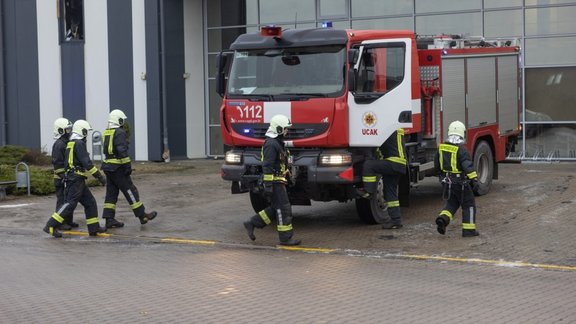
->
[1, 160, 576, 322]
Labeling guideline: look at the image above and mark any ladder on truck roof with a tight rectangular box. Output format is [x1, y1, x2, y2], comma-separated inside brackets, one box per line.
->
[416, 34, 520, 50]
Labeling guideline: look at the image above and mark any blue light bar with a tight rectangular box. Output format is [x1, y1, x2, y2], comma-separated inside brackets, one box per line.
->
[321, 21, 333, 28]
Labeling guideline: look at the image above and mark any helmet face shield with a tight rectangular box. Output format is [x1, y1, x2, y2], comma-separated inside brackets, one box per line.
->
[72, 120, 93, 138]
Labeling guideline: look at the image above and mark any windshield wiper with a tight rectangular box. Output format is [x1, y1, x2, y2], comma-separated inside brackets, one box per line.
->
[274, 93, 328, 101]
[228, 94, 274, 101]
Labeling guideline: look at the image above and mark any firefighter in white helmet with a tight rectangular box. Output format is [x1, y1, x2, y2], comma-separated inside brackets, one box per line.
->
[101, 109, 157, 228]
[51, 117, 77, 230]
[43, 119, 107, 237]
[434, 120, 480, 237]
[243, 114, 301, 246]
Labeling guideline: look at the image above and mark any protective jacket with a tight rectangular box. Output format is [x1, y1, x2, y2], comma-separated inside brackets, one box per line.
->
[434, 143, 478, 182]
[102, 127, 131, 172]
[261, 137, 290, 184]
[52, 136, 68, 180]
[66, 139, 104, 180]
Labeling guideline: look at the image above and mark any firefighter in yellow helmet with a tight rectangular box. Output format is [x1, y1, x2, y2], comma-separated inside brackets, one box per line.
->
[434, 120, 480, 237]
[101, 109, 157, 228]
[357, 129, 407, 229]
[243, 114, 301, 246]
[43, 120, 107, 237]
[51, 117, 77, 230]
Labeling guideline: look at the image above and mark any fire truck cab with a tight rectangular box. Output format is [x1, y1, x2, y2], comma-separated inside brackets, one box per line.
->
[217, 26, 520, 224]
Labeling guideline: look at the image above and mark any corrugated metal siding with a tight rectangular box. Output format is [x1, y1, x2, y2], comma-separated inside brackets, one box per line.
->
[467, 57, 496, 127]
[498, 55, 519, 134]
[441, 59, 466, 139]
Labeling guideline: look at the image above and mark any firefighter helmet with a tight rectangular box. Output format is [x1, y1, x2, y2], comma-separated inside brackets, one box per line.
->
[448, 120, 466, 139]
[72, 120, 93, 138]
[53, 118, 72, 139]
[267, 114, 292, 138]
[109, 109, 127, 126]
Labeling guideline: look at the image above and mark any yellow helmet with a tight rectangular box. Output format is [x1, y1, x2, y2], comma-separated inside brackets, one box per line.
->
[72, 120, 93, 138]
[448, 120, 466, 139]
[109, 109, 127, 126]
[53, 118, 72, 139]
[267, 114, 292, 138]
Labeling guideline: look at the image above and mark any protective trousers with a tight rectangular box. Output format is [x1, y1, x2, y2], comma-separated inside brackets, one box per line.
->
[362, 160, 402, 224]
[439, 182, 476, 230]
[102, 169, 146, 219]
[46, 177, 101, 233]
[54, 178, 74, 225]
[249, 183, 294, 242]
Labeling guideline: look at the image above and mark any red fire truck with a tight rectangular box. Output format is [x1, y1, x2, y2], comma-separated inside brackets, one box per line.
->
[216, 26, 520, 224]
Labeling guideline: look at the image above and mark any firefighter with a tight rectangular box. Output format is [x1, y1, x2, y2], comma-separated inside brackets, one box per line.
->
[43, 120, 107, 237]
[435, 120, 480, 237]
[51, 117, 77, 230]
[358, 129, 407, 229]
[243, 114, 301, 246]
[101, 109, 157, 228]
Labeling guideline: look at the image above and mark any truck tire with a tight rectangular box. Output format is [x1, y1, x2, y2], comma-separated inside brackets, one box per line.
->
[249, 191, 269, 213]
[473, 140, 493, 196]
[355, 180, 389, 224]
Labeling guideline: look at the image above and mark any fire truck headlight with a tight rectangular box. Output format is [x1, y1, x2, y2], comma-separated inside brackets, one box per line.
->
[320, 154, 352, 166]
[225, 151, 243, 165]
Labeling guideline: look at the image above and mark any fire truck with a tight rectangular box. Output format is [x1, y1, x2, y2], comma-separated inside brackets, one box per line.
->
[216, 26, 521, 224]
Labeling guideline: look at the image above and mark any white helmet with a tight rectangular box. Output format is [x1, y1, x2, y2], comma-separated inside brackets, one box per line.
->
[448, 120, 466, 139]
[109, 109, 128, 126]
[266, 114, 292, 138]
[53, 118, 72, 139]
[72, 120, 93, 138]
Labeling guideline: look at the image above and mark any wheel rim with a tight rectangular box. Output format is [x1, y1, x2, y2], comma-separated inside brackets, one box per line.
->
[477, 153, 489, 183]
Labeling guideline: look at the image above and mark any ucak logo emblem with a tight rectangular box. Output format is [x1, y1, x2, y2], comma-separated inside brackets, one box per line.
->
[362, 111, 377, 128]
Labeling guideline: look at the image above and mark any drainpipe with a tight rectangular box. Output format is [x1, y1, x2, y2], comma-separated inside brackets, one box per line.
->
[0, 0, 6, 146]
[159, 0, 170, 162]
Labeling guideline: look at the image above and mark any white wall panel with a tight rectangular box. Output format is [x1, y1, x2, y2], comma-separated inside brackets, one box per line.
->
[133, 0, 148, 160]
[36, 0, 63, 154]
[84, 0, 110, 152]
[184, 0, 206, 158]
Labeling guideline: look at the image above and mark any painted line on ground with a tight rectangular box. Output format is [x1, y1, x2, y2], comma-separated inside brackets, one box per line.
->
[56, 230, 576, 272]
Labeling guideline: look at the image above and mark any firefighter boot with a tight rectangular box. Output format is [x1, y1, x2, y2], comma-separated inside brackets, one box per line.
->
[355, 188, 371, 199]
[436, 215, 450, 235]
[88, 224, 107, 237]
[43, 225, 63, 238]
[59, 223, 73, 231]
[382, 222, 403, 229]
[279, 238, 302, 246]
[243, 221, 256, 241]
[462, 229, 480, 237]
[139, 211, 158, 225]
[105, 218, 125, 228]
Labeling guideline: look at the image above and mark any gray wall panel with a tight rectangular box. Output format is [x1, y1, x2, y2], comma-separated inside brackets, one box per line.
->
[61, 43, 86, 122]
[108, 0, 135, 157]
[145, 0, 163, 161]
[3, 0, 41, 149]
[163, 0, 187, 159]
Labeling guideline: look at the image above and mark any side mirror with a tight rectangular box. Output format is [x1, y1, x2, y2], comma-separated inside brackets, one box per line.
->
[348, 48, 359, 66]
[215, 53, 229, 97]
[347, 69, 357, 92]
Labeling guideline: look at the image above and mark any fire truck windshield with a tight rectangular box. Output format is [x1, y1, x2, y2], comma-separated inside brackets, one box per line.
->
[227, 45, 346, 99]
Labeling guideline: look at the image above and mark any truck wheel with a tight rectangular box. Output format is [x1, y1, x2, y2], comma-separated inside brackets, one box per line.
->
[473, 140, 493, 196]
[249, 191, 269, 213]
[355, 180, 389, 224]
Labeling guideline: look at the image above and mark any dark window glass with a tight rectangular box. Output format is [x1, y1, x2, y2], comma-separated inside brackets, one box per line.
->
[60, 0, 84, 42]
[526, 67, 576, 121]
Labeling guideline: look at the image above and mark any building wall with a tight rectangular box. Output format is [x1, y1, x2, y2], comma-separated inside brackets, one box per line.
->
[0, 0, 206, 161]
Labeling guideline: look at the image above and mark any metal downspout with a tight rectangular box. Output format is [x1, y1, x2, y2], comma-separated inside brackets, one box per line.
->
[159, 0, 170, 162]
[0, 0, 6, 146]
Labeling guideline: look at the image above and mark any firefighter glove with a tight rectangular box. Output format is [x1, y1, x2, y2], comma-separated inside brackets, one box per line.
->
[470, 179, 479, 192]
[95, 172, 107, 186]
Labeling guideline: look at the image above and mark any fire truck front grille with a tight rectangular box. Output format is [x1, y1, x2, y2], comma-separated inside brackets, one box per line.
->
[231, 123, 329, 140]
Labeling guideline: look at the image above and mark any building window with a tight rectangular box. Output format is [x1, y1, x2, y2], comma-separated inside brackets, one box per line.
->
[60, 0, 84, 42]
